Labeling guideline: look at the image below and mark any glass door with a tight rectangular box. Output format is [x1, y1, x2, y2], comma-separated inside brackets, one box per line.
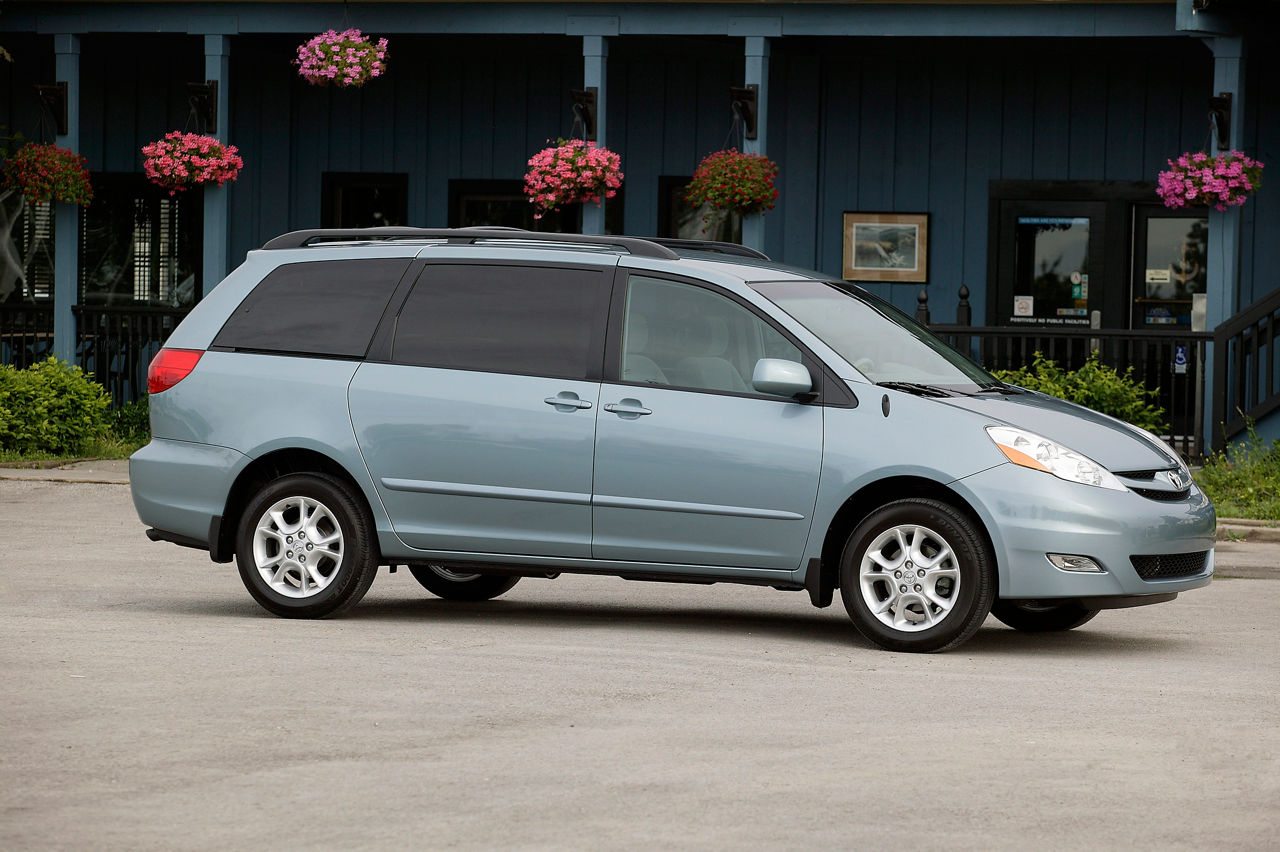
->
[1130, 207, 1208, 329]
[994, 200, 1108, 328]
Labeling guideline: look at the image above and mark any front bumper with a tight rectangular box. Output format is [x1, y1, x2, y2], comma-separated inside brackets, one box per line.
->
[953, 463, 1215, 600]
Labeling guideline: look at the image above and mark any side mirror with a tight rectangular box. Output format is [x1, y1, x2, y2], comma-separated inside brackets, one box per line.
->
[752, 358, 813, 398]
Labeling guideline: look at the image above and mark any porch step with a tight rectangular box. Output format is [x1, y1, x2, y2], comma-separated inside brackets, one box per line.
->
[1217, 518, 1280, 543]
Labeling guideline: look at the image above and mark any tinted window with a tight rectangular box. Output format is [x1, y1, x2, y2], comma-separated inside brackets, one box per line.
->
[393, 264, 609, 380]
[623, 276, 802, 394]
[213, 259, 409, 357]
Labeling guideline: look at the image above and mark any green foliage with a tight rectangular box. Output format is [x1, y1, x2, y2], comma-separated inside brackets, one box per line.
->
[107, 394, 150, 443]
[1195, 425, 1280, 520]
[0, 357, 110, 456]
[991, 351, 1168, 433]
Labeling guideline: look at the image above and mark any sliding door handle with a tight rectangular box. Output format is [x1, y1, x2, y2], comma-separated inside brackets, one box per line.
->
[544, 392, 593, 411]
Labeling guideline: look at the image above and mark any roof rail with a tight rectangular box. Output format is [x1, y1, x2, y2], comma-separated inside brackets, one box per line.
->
[647, 238, 770, 261]
[260, 227, 680, 259]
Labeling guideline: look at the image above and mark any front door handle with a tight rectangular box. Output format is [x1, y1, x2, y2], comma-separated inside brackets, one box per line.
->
[544, 392, 593, 412]
[603, 398, 653, 419]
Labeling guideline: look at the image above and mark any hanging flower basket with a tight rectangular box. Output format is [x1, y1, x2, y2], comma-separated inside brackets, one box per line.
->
[523, 138, 623, 220]
[1156, 150, 1264, 211]
[685, 148, 779, 216]
[141, 132, 243, 196]
[295, 28, 389, 88]
[1, 142, 93, 206]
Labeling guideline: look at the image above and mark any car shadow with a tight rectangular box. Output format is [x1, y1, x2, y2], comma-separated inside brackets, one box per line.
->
[159, 594, 1192, 656]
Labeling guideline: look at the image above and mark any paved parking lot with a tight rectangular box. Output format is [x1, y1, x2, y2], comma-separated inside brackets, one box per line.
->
[2, 477, 1278, 850]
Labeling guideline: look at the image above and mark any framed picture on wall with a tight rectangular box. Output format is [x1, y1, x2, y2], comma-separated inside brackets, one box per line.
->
[842, 212, 929, 283]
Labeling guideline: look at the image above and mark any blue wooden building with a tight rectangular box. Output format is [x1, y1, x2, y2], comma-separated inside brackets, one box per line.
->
[2, 1, 1277, 450]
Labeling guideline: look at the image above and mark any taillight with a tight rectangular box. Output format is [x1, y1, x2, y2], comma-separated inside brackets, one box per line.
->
[148, 348, 203, 394]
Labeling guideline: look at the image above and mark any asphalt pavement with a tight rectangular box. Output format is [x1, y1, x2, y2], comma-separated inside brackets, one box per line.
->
[1, 467, 1278, 850]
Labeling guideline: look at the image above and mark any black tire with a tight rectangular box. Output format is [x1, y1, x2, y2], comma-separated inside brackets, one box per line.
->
[990, 600, 1099, 632]
[407, 564, 521, 601]
[235, 473, 378, 618]
[839, 498, 996, 653]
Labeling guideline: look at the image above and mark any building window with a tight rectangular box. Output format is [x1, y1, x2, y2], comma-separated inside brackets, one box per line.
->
[80, 175, 202, 307]
[0, 199, 54, 303]
[448, 179, 623, 234]
[658, 176, 741, 244]
[321, 173, 409, 228]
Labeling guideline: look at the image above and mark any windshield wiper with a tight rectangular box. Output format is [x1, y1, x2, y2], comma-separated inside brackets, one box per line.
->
[974, 381, 1024, 395]
[875, 381, 954, 398]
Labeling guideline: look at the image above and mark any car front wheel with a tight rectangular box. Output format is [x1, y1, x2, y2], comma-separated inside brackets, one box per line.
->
[407, 564, 521, 601]
[839, 499, 995, 653]
[235, 473, 378, 618]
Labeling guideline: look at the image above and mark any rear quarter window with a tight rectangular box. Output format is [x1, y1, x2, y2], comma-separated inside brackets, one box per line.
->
[212, 258, 410, 358]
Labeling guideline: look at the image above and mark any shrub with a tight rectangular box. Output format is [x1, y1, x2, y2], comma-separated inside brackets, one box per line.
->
[107, 395, 150, 443]
[991, 351, 1168, 434]
[0, 357, 110, 456]
[1195, 425, 1280, 520]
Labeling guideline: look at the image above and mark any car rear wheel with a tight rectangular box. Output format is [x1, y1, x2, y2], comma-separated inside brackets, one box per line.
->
[990, 600, 1099, 632]
[235, 473, 378, 618]
[839, 499, 995, 653]
[407, 564, 521, 601]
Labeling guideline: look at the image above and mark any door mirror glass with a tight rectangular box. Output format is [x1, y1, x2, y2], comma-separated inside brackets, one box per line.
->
[752, 358, 812, 397]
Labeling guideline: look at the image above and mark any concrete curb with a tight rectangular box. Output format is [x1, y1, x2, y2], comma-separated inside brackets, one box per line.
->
[0, 461, 129, 485]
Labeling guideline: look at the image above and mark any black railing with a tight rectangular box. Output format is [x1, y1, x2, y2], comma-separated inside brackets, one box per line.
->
[918, 288, 1210, 459]
[1212, 287, 1280, 453]
[73, 306, 190, 405]
[0, 303, 56, 369]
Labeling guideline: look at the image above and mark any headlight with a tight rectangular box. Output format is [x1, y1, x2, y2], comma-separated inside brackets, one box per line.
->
[986, 425, 1126, 491]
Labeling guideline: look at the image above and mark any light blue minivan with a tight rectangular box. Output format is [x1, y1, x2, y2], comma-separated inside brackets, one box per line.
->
[131, 229, 1214, 652]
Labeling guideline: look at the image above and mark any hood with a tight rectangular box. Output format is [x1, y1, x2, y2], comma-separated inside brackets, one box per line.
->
[935, 389, 1181, 472]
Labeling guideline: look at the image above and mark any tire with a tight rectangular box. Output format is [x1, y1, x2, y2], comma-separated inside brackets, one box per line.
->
[235, 473, 378, 618]
[990, 600, 1099, 632]
[839, 498, 996, 653]
[407, 564, 521, 601]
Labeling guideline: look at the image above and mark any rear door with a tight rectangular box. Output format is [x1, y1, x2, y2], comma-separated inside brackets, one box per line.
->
[349, 258, 613, 557]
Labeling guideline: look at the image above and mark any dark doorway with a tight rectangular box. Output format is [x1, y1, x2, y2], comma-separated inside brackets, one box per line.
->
[322, 173, 408, 229]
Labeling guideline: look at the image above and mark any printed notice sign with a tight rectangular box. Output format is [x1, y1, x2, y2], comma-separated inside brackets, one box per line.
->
[1146, 269, 1172, 284]
[1013, 295, 1034, 316]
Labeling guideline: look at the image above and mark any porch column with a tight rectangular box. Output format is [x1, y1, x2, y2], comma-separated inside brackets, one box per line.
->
[203, 35, 230, 296]
[741, 36, 770, 252]
[1204, 35, 1246, 447]
[1205, 36, 1245, 329]
[581, 35, 609, 236]
[52, 34, 80, 365]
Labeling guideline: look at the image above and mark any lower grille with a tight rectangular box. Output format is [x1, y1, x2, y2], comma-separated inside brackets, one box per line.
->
[1131, 551, 1210, 580]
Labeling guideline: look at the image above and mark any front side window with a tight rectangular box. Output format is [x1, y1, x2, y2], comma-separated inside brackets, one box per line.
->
[751, 279, 994, 388]
[622, 275, 801, 394]
[393, 263, 609, 380]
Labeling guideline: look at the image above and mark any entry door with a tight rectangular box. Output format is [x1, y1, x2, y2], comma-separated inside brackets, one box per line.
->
[590, 275, 823, 571]
[994, 200, 1108, 328]
[349, 260, 613, 557]
[1130, 206, 1208, 329]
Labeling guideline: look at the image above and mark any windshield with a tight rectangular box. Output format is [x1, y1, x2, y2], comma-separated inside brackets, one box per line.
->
[750, 280, 996, 388]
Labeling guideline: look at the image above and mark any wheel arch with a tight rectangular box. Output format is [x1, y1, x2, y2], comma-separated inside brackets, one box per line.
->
[812, 475, 999, 606]
[213, 447, 381, 564]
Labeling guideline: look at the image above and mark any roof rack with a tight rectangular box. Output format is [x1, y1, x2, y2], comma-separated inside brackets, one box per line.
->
[647, 238, 770, 261]
[260, 227, 680, 259]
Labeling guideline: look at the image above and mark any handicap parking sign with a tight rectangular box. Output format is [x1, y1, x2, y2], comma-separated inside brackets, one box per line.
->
[1174, 344, 1188, 375]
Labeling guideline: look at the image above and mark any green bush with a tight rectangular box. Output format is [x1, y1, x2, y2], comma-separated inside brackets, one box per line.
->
[991, 351, 1168, 434]
[107, 394, 150, 443]
[1195, 426, 1280, 520]
[0, 357, 110, 456]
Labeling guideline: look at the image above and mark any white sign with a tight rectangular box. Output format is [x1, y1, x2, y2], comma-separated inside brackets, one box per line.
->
[1013, 295, 1034, 317]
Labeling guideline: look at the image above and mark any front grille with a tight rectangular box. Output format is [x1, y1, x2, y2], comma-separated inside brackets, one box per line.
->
[1131, 487, 1192, 502]
[1131, 551, 1210, 580]
[1114, 470, 1158, 481]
